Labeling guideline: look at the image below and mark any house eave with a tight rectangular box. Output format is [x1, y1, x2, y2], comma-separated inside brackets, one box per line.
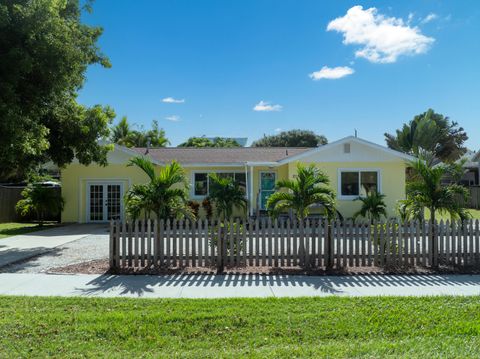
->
[277, 136, 417, 164]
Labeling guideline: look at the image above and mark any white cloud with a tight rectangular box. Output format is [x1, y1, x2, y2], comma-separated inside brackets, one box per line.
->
[421, 13, 438, 24]
[407, 12, 414, 25]
[274, 128, 282, 132]
[327, 5, 435, 63]
[309, 66, 354, 80]
[162, 97, 185, 104]
[165, 115, 180, 122]
[253, 101, 282, 112]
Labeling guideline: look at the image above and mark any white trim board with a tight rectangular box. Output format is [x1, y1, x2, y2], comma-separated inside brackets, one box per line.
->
[278, 136, 416, 164]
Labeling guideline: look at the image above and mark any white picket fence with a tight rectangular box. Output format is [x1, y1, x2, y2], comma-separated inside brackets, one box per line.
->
[109, 219, 480, 270]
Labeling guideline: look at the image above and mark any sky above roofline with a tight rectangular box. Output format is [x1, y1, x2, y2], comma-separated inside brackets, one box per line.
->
[79, 1, 480, 149]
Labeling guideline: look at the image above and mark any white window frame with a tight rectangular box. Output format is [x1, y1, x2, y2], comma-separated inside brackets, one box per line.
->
[337, 168, 381, 201]
[190, 170, 246, 199]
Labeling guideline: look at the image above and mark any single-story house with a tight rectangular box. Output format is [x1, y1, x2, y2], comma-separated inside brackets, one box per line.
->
[61, 136, 415, 223]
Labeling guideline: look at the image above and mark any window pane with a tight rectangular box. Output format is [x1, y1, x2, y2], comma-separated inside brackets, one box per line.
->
[341, 172, 359, 196]
[234, 173, 247, 193]
[194, 173, 208, 196]
[360, 172, 378, 196]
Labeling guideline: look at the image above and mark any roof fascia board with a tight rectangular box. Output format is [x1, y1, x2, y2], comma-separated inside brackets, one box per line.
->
[277, 136, 416, 164]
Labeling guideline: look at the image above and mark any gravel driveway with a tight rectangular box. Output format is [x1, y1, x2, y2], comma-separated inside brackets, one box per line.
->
[0, 230, 109, 274]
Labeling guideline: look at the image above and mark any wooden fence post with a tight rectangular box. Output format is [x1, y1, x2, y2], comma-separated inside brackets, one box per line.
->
[216, 221, 223, 274]
[109, 220, 115, 268]
[324, 219, 331, 270]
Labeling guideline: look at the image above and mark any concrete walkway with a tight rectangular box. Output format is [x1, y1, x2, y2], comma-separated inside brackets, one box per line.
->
[0, 224, 108, 267]
[1, 273, 480, 298]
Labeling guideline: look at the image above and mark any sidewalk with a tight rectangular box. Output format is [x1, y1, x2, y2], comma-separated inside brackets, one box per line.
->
[0, 224, 108, 267]
[1, 273, 480, 298]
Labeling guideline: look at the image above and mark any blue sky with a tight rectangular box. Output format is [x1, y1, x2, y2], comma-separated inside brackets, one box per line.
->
[79, 1, 480, 147]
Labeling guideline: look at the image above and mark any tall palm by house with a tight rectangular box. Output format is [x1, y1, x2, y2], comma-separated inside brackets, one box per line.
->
[208, 174, 247, 220]
[402, 158, 469, 266]
[267, 163, 336, 221]
[353, 192, 387, 224]
[124, 157, 193, 221]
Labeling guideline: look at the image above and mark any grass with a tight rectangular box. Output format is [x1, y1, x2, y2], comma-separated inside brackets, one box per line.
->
[1, 296, 480, 358]
[424, 208, 480, 221]
[0, 222, 58, 239]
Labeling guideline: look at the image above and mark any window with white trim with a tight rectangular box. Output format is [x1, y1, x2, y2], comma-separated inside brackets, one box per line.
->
[193, 172, 246, 197]
[340, 170, 379, 198]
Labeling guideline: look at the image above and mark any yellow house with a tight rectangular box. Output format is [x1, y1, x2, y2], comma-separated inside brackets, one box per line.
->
[61, 136, 415, 223]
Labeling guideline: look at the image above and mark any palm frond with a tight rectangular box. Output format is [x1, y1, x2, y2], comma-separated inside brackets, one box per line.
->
[128, 156, 156, 181]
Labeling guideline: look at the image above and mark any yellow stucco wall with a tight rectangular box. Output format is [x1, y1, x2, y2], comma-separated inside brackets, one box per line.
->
[287, 161, 406, 218]
[61, 164, 149, 223]
[62, 159, 405, 223]
[61, 162, 291, 222]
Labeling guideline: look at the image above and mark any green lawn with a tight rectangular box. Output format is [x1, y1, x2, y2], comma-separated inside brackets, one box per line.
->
[1, 296, 480, 357]
[424, 208, 480, 221]
[0, 222, 58, 239]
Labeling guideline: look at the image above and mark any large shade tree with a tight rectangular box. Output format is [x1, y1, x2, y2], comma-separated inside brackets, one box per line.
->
[252, 130, 327, 147]
[0, 0, 116, 180]
[385, 109, 468, 163]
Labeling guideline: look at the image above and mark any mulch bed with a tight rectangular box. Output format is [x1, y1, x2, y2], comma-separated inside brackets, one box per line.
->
[49, 260, 480, 276]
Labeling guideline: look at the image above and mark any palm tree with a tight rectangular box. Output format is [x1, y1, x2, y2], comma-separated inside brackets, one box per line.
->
[384, 109, 468, 164]
[144, 120, 170, 147]
[353, 192, 387, 224]
[124, 157, 193, 221]
[111, 116, 134, 147]
[266, 163, 336, 221]
[207, 174, 247, 220]
[266, 163, 336, 269]
[16, 183, 64, 226]
[401, 158, 470, 266]
[112, 118, 170, 148]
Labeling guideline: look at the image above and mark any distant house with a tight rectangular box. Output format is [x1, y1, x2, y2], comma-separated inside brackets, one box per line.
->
[60, 136, 414, 223]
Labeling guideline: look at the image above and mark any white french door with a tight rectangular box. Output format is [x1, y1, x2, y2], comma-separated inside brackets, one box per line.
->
[87, 182, 123, 222]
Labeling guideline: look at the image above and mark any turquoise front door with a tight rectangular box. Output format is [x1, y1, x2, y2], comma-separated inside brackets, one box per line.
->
[259, 172, 276, 210]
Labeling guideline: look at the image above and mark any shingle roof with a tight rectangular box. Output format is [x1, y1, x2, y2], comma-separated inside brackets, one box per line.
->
[131, 147, 313, 164]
